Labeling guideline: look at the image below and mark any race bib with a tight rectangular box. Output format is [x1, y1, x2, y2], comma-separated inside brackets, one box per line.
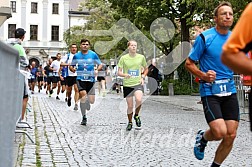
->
[128, 69, 139, 78]
[211, 79, 232, 96]
[53, 72, 58, 76]
[81, 70, 94, 80]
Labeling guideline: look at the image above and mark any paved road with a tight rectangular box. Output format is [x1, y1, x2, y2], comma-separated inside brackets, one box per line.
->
[14, 89, 252, 167]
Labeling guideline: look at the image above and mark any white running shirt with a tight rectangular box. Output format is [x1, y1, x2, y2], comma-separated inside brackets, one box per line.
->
[65, 53, 77, 77]
[50, 60, 61, 76]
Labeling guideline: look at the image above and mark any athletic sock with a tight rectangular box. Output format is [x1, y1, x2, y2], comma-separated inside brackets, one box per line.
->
[80, 102, 86, 117]
[201, 133, 208, 143]
[211, 162, 221, 167]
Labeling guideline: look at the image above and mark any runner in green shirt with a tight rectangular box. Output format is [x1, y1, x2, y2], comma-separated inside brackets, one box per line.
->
[118, 40, 148, 131]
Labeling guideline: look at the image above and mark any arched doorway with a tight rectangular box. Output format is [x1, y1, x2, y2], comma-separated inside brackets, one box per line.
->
[29, 58, 39, 67]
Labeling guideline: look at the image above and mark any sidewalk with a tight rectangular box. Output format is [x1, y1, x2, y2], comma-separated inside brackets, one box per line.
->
[13, 90, 252, 167]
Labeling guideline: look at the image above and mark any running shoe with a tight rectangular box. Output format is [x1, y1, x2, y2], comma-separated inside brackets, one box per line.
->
[194, 130, 207, 160]
[126, 122, 133, 131]
[74, 104, 78, 110]
[134, 115, 141, 128]
[81, 116, 87, 126]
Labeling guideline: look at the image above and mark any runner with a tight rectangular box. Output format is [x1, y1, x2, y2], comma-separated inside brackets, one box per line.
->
[97, 63, 108, 97]
[30, 61, 38, 94]
[63, 44, 79, 110]
[117, 40, 148, 131]
[185, 2, 239, 166]
[59, 64, 68, 102]
[69, 39, 102, 125]
[37, 64, 44, 93]
[50, 53, 62, 100]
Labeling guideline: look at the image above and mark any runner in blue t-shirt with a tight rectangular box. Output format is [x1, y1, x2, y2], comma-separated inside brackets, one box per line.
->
[185, 2, 239, 167]
[69, 39, 102, 125]
[30, 61, 38, 94]
[59, 65, 68, 102]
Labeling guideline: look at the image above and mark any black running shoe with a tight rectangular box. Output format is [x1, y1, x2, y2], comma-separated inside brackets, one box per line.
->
[134, 115, 141, 128]
[126, 122, 133, 131]
[81, 116, 87, 126]
[56, 96, 60, 100]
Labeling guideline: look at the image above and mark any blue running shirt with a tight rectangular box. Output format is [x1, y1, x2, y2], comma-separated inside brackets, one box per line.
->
[61, 66, 68, 78]
[30, 68, 38, 79]
[189, 27, 236, 97]
[71, 50, 101, 82]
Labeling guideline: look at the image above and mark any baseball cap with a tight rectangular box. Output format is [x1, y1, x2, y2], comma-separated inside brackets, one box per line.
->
[15, 28, 26, 37]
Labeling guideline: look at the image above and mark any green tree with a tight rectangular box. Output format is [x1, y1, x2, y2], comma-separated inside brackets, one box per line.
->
[64, 0, 123, 60]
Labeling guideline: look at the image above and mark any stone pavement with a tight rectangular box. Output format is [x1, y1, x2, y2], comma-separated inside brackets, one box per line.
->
[13, 90, 252, 167]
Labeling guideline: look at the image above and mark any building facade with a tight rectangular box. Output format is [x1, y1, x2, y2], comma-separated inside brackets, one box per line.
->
[0, 0, 89, 66]
[0, 0, 12, 26]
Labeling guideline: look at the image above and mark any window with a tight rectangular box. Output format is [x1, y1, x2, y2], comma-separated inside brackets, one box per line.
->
[51, 26, 59, 41]
[8, 24, 16, 38]
[52, 3, 59, 14]
[30, 25, 38, 40]
[10, 1, 16, 13]
[31, 2, 38, 13]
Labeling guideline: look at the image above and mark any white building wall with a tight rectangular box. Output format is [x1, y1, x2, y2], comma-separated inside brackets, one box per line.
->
[0, 0, 88, 65]
[70, 16, 88, 27]
[2, 0, 68, 42]
[0, 0, 70, 65]
[0, 0, 10, 7]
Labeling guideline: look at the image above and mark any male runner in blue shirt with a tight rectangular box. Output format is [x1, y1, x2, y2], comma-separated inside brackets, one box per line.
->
[69, 39, 102, 125]
[185, 2, 239, 167]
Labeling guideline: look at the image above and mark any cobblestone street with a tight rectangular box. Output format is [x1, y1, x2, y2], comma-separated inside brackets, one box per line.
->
[14, 90, 252, 167]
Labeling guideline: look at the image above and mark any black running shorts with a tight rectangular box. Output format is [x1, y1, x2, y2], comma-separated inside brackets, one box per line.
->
[76, 80, 95, 95]
[97, 76, 105, 82]
[37, 77, 43, 82]
[123, 84, 144, 98]
[60, 78, 66, 86]
[66, 76, 77, 87]
[52, 76, 60, 83]
[201, 94, 240, 123]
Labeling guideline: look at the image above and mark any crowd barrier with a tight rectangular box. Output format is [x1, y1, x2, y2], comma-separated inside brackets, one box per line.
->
[0, 40, 24, 167]
[233, 74, 248, 114]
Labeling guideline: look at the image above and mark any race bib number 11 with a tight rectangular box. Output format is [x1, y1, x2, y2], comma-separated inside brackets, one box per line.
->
[211, 79, 232, 96]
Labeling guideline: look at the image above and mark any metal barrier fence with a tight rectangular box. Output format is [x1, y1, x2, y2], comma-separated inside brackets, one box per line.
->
[233, 74, 248, 114]
[0, 41, 24, 167]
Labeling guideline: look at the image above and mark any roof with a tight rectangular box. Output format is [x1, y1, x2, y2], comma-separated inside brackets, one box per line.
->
[69, 0, 89, 12]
